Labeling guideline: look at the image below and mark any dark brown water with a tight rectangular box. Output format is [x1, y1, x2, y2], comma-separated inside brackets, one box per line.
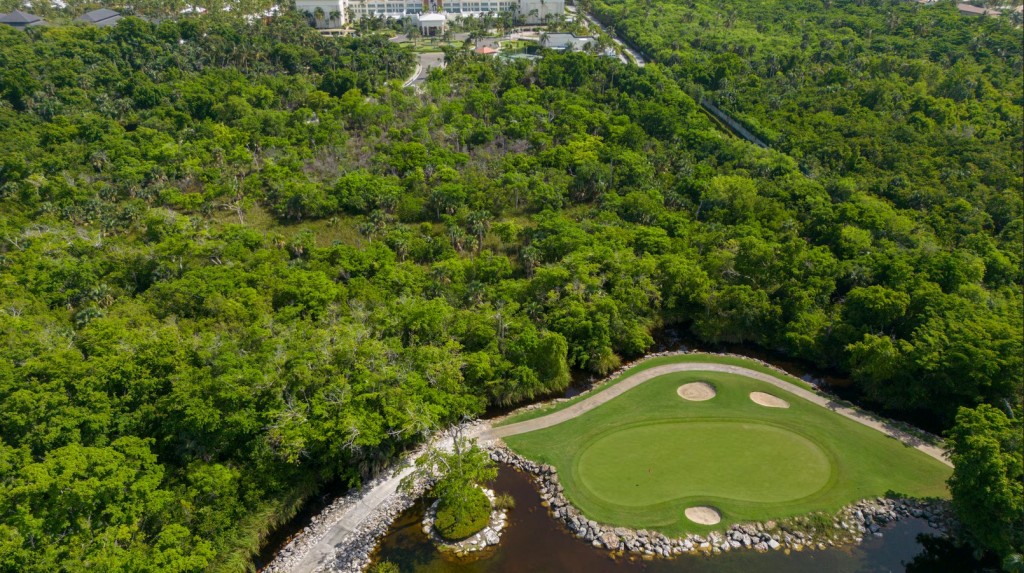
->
[371, 465, 982, 573]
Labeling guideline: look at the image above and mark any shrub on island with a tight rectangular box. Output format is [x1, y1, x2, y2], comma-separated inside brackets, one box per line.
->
[402, 435, 498, 542]
[435, 486, 493, 541]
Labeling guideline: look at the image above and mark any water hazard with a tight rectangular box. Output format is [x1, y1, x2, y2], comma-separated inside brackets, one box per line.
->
[371, 464, 973, 573]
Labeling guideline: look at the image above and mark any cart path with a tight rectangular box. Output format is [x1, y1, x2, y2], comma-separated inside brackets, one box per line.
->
[480, 362, 951, 467]
[288, 429, 489, 573]
[289, 464, 414, 572]
[284, 360, 949, 572]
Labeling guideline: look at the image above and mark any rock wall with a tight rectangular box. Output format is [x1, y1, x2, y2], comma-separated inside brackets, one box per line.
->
[260, 441, 442, 573]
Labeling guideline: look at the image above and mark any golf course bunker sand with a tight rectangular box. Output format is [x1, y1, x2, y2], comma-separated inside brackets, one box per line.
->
[684, 506, 721, 525]
[677, 382, 716, 401]
[750, 391, 790, 408]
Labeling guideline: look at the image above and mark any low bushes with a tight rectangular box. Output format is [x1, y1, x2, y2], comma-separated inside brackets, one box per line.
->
[434, 487, 492, 541]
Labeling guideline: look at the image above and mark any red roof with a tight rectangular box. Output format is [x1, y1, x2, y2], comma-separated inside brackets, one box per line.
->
[475, 46, 498, 54]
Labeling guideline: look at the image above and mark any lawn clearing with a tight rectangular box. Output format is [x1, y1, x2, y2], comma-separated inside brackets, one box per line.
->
[503, 365, 951, 536]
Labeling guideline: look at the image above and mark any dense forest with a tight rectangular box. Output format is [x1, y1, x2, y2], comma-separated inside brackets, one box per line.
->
[0, 4, 1020, 572]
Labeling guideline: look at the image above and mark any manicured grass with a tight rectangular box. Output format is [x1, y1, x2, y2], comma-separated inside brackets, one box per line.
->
[497, 353, 815, 427]
[579, 421, 832, 506]
[504, 368, 951, 536]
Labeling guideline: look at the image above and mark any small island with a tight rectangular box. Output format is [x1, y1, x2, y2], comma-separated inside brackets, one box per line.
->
[403, 435, 510, 557]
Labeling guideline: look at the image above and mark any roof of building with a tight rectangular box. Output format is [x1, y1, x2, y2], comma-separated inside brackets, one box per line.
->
[75, 8, 122, 26]
[475, 46, 498, 54]
[541, 33, 596, 51]
[418, 12, 446, 22]
[956, 3, 994, 14]
[0, 9, 45, 26]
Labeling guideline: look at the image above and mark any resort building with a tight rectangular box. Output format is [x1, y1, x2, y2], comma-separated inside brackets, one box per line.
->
[541, 32, 596, 51]
[0, 10, 45, 29]
[296, 0, 562, 28]
[75, 9, 123, 27]
[541, 32, 617, 57]
[956, 2, 998, 15]
[417, 11, 446, 34]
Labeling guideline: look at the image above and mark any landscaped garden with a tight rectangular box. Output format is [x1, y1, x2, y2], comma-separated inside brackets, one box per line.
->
[503, 357, 952, 536]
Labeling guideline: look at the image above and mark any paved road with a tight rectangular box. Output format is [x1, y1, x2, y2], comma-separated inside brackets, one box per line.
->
[572, 6, 646, 67]
[406, 52, 445, 89]
[281, 360, 950, 572]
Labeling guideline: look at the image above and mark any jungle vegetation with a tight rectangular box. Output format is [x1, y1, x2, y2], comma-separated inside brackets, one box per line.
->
[0, 3, 1020, 571]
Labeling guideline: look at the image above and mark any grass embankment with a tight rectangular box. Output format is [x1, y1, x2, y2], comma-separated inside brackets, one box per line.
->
[503, 366, 951, 536]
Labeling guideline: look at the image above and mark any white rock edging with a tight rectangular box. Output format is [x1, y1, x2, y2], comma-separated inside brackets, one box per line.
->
[262, 423, 489, 573]
[421, 488, 508, 557]
[490, 445, 957, 558]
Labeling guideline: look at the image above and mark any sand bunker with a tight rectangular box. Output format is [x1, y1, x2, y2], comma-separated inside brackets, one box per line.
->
[750, 392, 790, 408]
[677, 382, 716, 401]
[685, 506, 722, 525]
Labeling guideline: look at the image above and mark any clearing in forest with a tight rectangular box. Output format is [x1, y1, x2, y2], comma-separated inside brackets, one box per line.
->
[502, 356, 951, 535]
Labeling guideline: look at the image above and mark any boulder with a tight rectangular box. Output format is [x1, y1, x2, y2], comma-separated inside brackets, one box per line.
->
[599, 531, 620, 549]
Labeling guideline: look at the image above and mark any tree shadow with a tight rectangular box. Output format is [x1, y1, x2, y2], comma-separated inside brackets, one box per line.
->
[904, 534, 1001, 573]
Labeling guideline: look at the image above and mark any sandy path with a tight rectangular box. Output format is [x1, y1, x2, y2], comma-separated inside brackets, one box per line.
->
[480, 363, 951, 467]
[282, 360, 949, 572]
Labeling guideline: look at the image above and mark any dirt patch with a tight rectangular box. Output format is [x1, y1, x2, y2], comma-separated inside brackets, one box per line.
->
[684, 506, 721, 525]
[677, 382, 716, 401]
[750, 392, 790, 409]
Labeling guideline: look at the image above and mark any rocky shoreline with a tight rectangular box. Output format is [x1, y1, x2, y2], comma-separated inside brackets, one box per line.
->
[490, 445, 956, 557]
[259, 430, 464, 573]
[421, 488, 508, 557]
[261, 468, 427, 573]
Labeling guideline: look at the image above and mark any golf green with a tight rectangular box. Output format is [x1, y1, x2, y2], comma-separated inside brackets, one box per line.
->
[577, 421, 832, 506]
[503, 356, 952, 535]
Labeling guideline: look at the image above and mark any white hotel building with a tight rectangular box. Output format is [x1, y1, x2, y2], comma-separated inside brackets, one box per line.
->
[295, 0, 562, 27]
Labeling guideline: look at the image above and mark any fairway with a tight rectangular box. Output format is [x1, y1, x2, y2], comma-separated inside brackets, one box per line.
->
[503, 356, 952, 535]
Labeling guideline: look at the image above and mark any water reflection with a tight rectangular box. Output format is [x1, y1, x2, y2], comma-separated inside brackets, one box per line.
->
[373, 464, 974, 573]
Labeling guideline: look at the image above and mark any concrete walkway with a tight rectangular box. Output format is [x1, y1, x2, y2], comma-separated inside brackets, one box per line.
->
[278, 360, 950, 572]
[483, 362, 951, 467]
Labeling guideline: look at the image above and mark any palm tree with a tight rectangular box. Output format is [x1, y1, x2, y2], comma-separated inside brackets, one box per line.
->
[313, 6, 326, 27]
[330, 10, 342, 26]
[467, 211, 491, 253]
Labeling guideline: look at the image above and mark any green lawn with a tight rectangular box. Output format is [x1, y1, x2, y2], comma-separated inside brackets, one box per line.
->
[503, 367, 951, 536]
[497, 353, 816, 427]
